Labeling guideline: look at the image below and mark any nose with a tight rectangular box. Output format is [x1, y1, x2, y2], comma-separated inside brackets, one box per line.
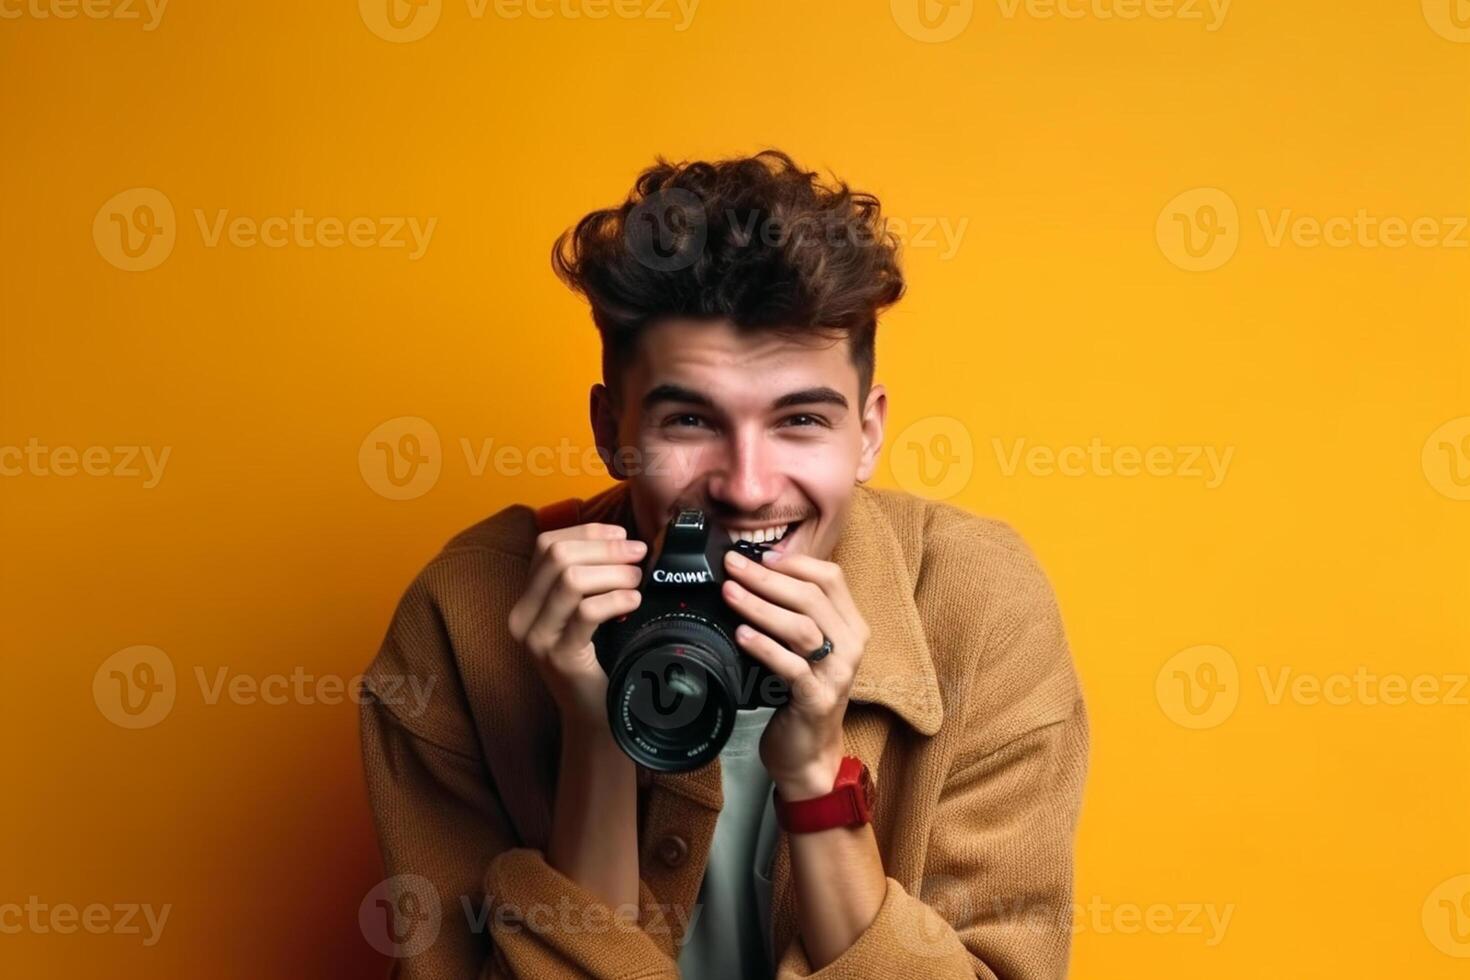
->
[704, 425, 781, 516]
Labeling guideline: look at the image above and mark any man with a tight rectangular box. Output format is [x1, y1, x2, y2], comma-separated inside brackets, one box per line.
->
[360, 149, 1088, 978]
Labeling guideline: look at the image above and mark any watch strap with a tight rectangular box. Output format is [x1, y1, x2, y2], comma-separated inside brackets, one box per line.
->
[773, 756, 872, 834]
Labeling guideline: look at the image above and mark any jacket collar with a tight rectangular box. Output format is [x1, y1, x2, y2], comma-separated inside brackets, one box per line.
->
[581, 482, 944, 737]
[832, 486, 944, 735]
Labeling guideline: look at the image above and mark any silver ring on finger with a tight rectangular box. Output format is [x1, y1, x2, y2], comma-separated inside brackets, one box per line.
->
[805, 635, 833, 663]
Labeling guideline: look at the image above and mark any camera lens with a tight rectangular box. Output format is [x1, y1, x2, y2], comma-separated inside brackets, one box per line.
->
[604, 617, 738, 772]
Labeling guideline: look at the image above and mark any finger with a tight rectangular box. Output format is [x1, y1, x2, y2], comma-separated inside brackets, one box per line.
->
[525, 524, 634, 614]
[722, 552, 844, 640]
[524, 562, 643, 654]
[512, 533, 646, 637]
[755, 550, 863, 626]
[721, 576, 834, 661]
[535, 521, 627, 546]
[554, 589, 643, 664]
[732, 623, 812, 687]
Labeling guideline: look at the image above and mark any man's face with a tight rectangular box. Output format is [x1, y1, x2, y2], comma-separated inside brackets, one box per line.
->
[591, 317, 886, 561]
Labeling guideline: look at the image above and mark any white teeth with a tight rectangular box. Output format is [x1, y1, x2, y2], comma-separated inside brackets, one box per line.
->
[730, 523, 789, 544]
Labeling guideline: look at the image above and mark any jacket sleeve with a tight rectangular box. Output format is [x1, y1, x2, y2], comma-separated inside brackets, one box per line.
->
[774, 523, 1090, 980]
[359, 569, 683, 980]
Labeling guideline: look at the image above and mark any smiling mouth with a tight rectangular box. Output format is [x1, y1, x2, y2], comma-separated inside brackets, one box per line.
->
[721, 519, 805, 552]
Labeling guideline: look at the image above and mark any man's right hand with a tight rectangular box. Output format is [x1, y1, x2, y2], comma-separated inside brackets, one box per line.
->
[507, 521, 646, 732]
[508, 521, 647, 914]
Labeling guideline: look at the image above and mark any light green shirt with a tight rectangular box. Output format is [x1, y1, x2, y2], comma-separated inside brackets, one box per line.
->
[676, 705, 780, 979]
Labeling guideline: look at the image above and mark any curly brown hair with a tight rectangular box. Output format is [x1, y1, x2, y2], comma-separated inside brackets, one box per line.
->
[551, 149, 905, 404]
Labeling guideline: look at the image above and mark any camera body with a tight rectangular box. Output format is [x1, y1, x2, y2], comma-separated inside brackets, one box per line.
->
[593, 509, 789, 772]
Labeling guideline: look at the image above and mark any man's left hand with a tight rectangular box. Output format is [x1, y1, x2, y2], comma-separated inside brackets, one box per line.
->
[721, 547, 871, 800]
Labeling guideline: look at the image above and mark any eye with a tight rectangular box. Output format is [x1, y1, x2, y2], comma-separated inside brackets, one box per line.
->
[780, 413, 829, 428]
[663, 413, 711, 429]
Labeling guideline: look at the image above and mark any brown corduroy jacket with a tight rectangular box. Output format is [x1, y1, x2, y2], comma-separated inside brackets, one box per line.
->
[360, 482, 1088, 979]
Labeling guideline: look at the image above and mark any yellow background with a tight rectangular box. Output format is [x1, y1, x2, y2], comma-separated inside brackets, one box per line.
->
[2, 1, 1467, 976]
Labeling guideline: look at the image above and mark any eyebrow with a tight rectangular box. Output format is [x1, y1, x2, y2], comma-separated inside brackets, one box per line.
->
[641, 383, 849, 414]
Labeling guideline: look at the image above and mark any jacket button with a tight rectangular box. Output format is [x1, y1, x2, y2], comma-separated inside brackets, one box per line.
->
[655, 835, 689, 868]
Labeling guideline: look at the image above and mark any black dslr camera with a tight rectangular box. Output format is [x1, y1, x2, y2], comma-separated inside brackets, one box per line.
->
[593, 509, 790, 772]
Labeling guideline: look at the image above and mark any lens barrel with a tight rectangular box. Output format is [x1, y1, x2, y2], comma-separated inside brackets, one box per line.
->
[603, 616, 740, 772]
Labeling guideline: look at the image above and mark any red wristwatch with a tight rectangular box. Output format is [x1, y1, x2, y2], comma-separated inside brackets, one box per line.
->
[773, 756, 874, 834]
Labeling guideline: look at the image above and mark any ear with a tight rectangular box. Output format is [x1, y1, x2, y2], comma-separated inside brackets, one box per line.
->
[855, 383, 887, 483]
[590, 383, 627, 480]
